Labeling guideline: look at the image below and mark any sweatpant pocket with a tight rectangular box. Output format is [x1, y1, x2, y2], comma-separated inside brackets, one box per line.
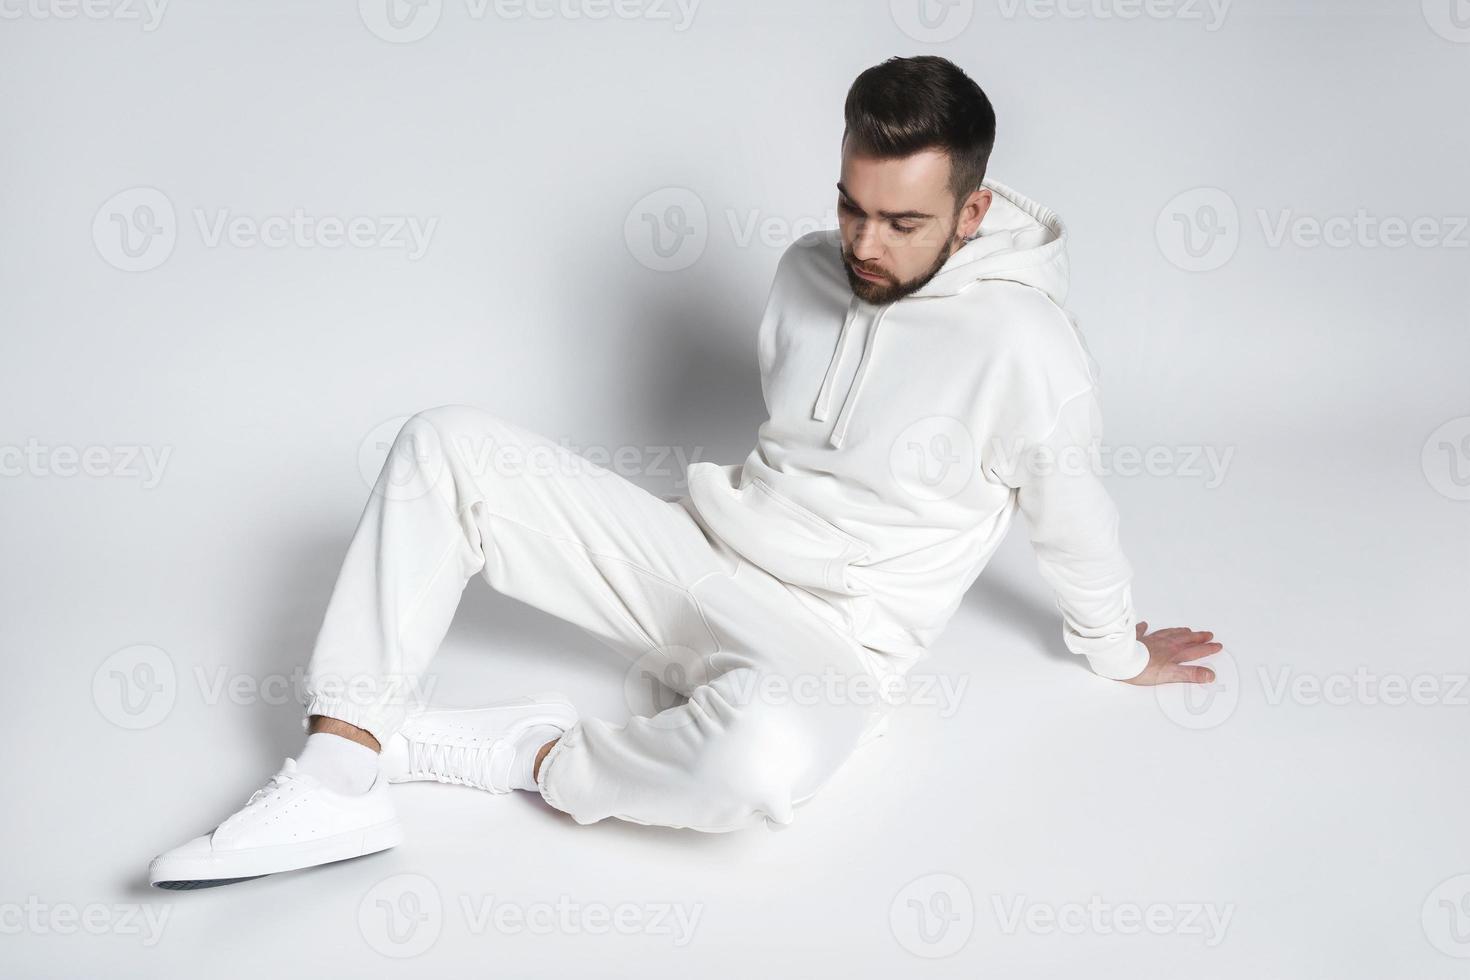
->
[585, 551, 720, 662]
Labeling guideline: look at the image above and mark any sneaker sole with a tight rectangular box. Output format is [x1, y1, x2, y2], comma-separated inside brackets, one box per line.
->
[154, 875, 269, 891]
[149, 818, 403, 889]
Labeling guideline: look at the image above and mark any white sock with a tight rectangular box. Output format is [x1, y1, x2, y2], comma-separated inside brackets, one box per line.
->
[296, 732, 380, 795]
[510, 724, 564, 792]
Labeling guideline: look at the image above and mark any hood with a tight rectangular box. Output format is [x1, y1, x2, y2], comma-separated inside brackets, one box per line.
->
[812, 178, 1073, 448]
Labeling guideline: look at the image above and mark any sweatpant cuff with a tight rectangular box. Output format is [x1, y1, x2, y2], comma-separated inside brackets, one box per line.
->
[300, 694, 403, 749]
[536, 721, 590, 821]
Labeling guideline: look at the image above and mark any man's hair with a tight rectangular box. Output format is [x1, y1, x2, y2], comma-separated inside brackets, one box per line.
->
[842, 55, 996, 203]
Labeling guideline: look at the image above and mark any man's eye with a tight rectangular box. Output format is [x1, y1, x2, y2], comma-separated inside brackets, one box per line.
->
[838, 201, 860, 216]
[891, 223, 916, 235]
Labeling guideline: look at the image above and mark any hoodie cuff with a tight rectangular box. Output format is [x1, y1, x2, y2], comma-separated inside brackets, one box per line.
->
[1086, 639, 1151, 681]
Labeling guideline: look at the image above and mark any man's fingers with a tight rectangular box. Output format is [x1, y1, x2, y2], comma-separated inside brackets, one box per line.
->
[1152, 627, 1193, 640]
[1165, 663, 1216, 684]
[1168, 638, 1221, 662]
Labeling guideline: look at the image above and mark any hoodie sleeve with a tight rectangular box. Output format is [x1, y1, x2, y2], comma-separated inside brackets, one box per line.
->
[991, 379, 1149, 682]
[981, 310, 1152, 678]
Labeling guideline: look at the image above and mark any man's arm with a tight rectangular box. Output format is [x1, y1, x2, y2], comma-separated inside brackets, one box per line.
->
[1001, 385, 1221, 685]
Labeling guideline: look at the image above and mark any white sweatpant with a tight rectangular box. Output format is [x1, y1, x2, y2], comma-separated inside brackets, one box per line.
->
[301, 405, 889, 832]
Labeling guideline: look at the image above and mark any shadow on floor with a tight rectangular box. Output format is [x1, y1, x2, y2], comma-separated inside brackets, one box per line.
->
[961, 570, 1088, 670]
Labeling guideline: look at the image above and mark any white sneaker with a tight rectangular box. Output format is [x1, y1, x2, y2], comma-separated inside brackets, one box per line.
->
[382, 692, 578, 793]
[148, 758, 402, 890]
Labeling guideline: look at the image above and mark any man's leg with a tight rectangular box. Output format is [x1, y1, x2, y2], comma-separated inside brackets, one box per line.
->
[151, 402, 884, 887]
[298, 403, 746, 749]
[304, 403, 886, 832]
[307, 714, 378, 750]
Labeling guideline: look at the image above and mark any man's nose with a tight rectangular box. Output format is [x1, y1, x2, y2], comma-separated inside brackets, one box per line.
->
[852, 221, 884, 261]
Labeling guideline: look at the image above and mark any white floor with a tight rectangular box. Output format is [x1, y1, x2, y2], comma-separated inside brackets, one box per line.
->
[4, 424, 1465, 978]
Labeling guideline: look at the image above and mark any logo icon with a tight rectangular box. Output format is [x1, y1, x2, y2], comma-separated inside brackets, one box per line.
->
[1421, 417, 1470, 501]
[622, 644, 715, 731]
[359, 873, 443, 957]
[1156, 187, 1239, 272]
[359, 0, 443, 42]
[889, 0, 974, 43]
[359, 415, 447, 502]
[889, 415, 974, 501]
[890, 872, 975, 958]
[93, 644, 177, 729]
[93, 187, 177, 272]
[1154, 648, 1239, 730]
[1423, 0, 1470, 42]
[624, 188, 708, 272]
[1423, 874, 1470, 957]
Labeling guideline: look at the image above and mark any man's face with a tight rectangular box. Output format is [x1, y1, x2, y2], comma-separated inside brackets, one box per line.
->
[836, 142, 991, 304]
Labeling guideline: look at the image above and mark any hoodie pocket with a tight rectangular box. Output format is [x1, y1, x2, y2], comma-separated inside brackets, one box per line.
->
[687, 461, 871, 599]
[744, 477, 872, 594]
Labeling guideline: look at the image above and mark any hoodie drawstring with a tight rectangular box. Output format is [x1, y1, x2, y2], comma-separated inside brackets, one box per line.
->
[811, 297, 859, 424]
[811, 296, 889, 450]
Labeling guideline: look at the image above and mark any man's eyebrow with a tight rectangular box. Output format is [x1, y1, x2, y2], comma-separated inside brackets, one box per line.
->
[836, 183, 935, 221]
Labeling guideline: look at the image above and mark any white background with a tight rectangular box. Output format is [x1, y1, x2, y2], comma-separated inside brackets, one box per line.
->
[2, 0, 1466, 976]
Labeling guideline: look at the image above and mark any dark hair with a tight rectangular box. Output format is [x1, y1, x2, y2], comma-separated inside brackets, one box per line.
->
[842, 56, 996, 203]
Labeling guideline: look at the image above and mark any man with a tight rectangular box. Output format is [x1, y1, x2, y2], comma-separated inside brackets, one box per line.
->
[148, 55, 1221, 889]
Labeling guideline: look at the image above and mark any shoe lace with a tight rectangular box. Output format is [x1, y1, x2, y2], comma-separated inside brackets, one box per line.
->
[215, 762, 301, 835]
[408, 738, 512, 791]
[244, 774, 289, 807]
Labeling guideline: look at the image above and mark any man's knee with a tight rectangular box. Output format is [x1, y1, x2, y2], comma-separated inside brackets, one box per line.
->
[404, 403, 491, 441]
[691, 679, 864, 828]
[394, 404, 515, 480]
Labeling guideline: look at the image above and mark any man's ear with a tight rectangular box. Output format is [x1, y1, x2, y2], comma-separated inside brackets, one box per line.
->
[957, 187, 993, 240]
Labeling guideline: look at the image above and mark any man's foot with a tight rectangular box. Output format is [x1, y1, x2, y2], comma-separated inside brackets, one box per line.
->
[148, 758, 401, 890]
[381, 692, 578, 793]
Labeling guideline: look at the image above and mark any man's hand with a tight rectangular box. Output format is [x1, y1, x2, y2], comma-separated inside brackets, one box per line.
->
[1121, 621, 1223, 686]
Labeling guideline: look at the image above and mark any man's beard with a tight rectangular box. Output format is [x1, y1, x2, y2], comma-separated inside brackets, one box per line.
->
[842, 223, 962, 305]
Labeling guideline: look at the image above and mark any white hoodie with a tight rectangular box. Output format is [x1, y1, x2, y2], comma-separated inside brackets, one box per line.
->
[686, 178, 1150, 683]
